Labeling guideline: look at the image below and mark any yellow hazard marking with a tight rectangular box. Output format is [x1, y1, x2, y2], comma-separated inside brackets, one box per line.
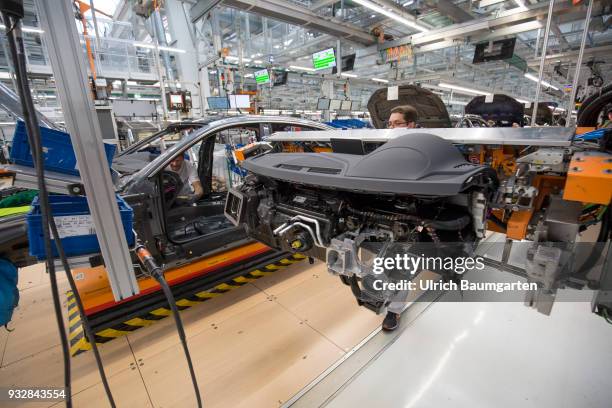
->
[69, 324, 83, 341]
[250, 270, 273, 277]
[215, 283, 240, 291]
[176, 299, 201, 308]
[149, 308, 172, 317]
[264, 264, 281, 270]
[124, 317, 155, 327]
[96, 328, 129, 338]
[233, 276, 255, 283]
[195, 291, 220, 299]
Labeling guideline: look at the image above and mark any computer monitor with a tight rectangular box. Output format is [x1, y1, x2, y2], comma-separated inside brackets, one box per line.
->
[317, 98, 331, 110]
[341, 100, 352, 111]
[207, 96, 229, 110]
[329, 99, 342, 110]
[228, 94, 251, 109]
[313, 48, 336, 71]
[254, 69, 270, 85]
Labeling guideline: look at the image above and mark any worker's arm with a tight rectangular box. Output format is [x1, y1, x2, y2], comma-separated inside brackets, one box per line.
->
[191, 180, 203, 200]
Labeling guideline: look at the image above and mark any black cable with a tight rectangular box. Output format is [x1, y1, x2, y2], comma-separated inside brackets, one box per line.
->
[136, 246, 203, 407]
[3, 12, 116, 408]
[48, 220, 116, 408]
[1, 12, 71, 407]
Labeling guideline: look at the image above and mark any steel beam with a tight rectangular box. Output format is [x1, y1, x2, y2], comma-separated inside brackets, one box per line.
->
[36, 0, 139, 301]
[190, 0, 376, 45]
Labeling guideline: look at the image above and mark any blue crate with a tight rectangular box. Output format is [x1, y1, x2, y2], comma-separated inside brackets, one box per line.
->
[27, 194, 134, 260]
[9, 120, 116, 176]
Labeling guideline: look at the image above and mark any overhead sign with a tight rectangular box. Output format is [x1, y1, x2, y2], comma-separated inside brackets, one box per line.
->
[313, 48, 336, 70]
[254, 69, 270, 85]
[382, 44, 413, 63]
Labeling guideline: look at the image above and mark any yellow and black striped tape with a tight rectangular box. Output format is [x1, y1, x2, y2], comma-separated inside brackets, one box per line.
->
[67, 253, 306, 356]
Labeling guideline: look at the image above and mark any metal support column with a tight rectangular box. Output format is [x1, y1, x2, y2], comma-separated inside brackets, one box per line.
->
[531, 0, 555, 127]
[36, 0, 139, 301]
[566, 0, 594, 125]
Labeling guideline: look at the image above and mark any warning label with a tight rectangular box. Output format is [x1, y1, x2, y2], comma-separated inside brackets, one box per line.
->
[54, 215, 96, 238]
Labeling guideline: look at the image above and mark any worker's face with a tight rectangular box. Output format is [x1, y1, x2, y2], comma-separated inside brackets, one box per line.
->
[608, 112, 612, 120]
[388, 112, 415, 129]
[170, 155, 184, 172]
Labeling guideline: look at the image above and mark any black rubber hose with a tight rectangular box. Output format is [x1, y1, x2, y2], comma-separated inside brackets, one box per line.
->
[136, 246, 203, 407]
[2, 13, 71, 407]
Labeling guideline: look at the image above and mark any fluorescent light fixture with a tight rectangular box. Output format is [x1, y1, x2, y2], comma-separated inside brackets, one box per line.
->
[0, 24, 44, 34]
[127, 81, 138, 86]
[225, 55, 252, 62]
[438, 82, 492, 96]
[0, 71, 11, 79]
[351, 0, 428, 32]
[245, 74, 254, 78]
[135, 43, 186, 53]
[524, 73, 560, 91]
[209, 70, 217, 74]
[341, 73, 358, 78]
[372, 78, 389, 83]
[448, 100, 468, 106]
[289, 65, 316, 72]
[253, 60, 263, 64]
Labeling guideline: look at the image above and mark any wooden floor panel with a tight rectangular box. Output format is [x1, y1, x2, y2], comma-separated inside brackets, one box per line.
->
[3, 260, 380, 407]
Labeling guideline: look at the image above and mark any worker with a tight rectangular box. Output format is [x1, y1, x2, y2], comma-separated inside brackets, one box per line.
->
[379, 105, 420, 332]
[387, 105, 418, 129]
[167, 154, 203, 205]
[599, 106, 612, 129]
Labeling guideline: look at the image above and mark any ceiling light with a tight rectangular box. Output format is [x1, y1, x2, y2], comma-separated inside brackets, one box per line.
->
[245, 74, 254, 78]
[448, 100, 468, 106]
[0, 71, 11, 79]
[0, 24, 44, 34]
[372, 78, 389, 83]
[341, 73, 358, 78]
[351, 0, 428, 32]
[290, 65, 316, 72]
[524, 73, 560, 91]
[253, 60, 263, 64]
[438, 82, 492, 96]
[225, 55, 252, 62]
[135, 43, 186, 53]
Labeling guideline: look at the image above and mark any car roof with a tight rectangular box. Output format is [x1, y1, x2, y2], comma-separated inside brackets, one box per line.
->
[127, 115, 332, 181]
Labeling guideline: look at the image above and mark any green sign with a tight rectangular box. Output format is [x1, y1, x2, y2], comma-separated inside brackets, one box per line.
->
[255, 69, 270, 84]
[313, 48, 336, 71]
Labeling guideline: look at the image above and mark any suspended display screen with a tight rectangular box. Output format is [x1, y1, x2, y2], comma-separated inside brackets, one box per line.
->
[255, 69, 270, 84]
[313, 48, 336, 71]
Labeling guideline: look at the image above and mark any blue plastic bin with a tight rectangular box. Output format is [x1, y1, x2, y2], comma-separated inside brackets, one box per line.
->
[27, 195, 134, 260]
[10, 120, 116, 176]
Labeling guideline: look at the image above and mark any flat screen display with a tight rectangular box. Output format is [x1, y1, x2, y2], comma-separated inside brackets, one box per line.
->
[273, 71, 288, 86]
[313, 48, 336, 71]
[341, 100, 352, 111]
[473, 38, 516, 64]
[228, 94, 251, 108]
[170, 94, 183, 104]
[207, 97, 229, 110]
[254, 69, 270, 85]
[332, 54, 356, 74]
[329, 99, 342, 110]
[317, 98, 331, 110]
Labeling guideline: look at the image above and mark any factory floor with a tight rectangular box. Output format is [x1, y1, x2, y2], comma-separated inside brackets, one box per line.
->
[0, 259, 383, 407]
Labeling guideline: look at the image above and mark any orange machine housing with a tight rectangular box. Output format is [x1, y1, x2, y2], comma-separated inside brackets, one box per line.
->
[563, 152, 612, 205]
[74, 242, 270, 315]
